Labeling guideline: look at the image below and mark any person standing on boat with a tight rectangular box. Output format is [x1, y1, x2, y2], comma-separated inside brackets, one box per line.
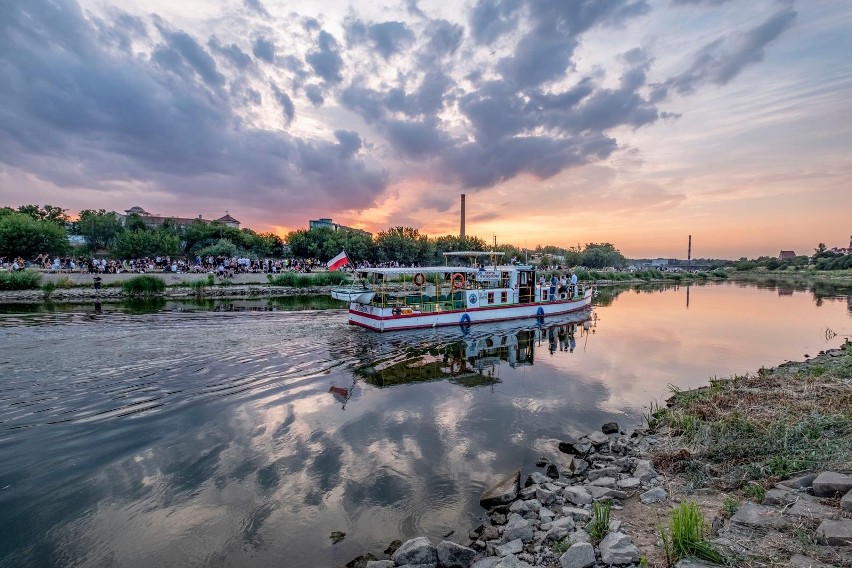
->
[569, 270, 578, 297]
[549, 274, 558, 301]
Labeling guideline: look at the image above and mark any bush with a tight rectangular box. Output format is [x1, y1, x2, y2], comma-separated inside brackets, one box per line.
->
[267, 271, 349, 287]
[660, 501, 726, 565]
[122, 275, 166, 296]
[0, 269, 42, 290]
[586, 500, 611, 544]
[42, 281, 56, 299]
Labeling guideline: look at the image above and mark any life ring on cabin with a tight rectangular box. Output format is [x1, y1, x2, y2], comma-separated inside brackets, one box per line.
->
[413, 272, 426, 286]
[451, 273, 465, 289]
[450, 357, 465, 375]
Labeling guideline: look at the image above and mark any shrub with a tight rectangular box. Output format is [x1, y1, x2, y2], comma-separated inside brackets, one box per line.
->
[55, 276, 75, 288]
[122, 275, 166, 296]
[586, 500, 611, 544]
[42, 281, 57, 299]
[267, 271, 349, 287]
[660, 501, 726, 566]
[0, 269, 42, 290]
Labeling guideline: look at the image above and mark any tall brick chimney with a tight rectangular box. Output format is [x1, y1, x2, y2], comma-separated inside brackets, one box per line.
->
[460, 194, 466, 238]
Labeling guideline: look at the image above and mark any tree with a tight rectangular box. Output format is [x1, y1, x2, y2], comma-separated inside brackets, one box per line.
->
[581, 243, 626, 269]
[16, 204, 69, 225]
[197, 238, 239, 259]
[111, 229, 181, 259]
[125, 213, 148, 232]
[78, 209, 123, 250]
[0, 212, 68, 258]
[375, 227, 432, 265]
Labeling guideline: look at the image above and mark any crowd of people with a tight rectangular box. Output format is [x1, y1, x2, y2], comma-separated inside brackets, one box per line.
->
[2, 254, 326, 276]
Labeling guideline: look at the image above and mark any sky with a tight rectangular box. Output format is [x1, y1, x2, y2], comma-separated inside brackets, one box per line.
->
[0, 0, 850, 259]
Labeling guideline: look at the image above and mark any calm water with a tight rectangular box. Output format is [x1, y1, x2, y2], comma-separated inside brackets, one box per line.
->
[1, 282, 850, 567]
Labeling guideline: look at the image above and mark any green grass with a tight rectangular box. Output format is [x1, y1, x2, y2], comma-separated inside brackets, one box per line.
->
[0, 270, 42, 290]
[41, 281, 56, 299]
[121, 275, 166, 296]
[553, 536, 572, 554]
[743, 483, 766, 503]
[586, 499, 611, 544]
[660, 501, 726, 566]
[266, 271, 350, 287]
[722, 496, 740, 517]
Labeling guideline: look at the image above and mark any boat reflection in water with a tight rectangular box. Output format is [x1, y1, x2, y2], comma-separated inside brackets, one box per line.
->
[331, 310, 596, 406]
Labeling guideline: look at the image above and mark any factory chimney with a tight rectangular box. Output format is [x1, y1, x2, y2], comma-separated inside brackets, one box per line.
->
[460, 194, 466, 238]
[688, 235, 692, 261]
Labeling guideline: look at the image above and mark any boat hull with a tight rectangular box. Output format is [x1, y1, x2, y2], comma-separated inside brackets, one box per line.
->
[349, 288, 593, 331]
[331, 288, 375, 303]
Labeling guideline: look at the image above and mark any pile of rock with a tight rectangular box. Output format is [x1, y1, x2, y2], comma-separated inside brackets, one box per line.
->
[357, 422, 667, 568]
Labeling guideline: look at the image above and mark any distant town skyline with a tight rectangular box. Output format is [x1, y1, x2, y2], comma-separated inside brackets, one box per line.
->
[1, 0, 849, 259]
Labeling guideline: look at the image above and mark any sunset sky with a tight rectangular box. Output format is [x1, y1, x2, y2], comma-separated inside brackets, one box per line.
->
[1, 0, 850, 259]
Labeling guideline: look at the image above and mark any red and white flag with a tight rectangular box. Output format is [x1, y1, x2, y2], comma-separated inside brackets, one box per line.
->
[327, 250, 349, 271]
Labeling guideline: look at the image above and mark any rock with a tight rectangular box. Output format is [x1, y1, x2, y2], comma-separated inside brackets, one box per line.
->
[544, 525, 569, 544]
[482, 526, 500, 541]
[816, 519, 852, 546]
[536, 486, 557, 505]
[730, 502, 789, 530]
[812, 472, 852, 498]
[490, 512, 507, 525]
[385, 539, 403, 555]
[494, 556, 532, 567]
[602, 422, 619, 434]
[558, 436, 582, 454]
[788, 553, 835, 567]
[563, 486, 593, 505]
[437, 540, 476, 568]
[471, 558, 501, 568]
[535, 457, 549, 467]
[762, 488, 795, 506]
[559, 542, 596, 568]
[392, 537, 438, 566]
[599, 531, 640, 565]
[502, 515, 535, 543]
[365, 561, 395, 568]
[590, 476, 617, 488]
[639, 486, 667, 504]
[778, 473, 818, 490]
[525, 499, 542, 513]
[481, 470, 521, 508]
[673, 559, 721, 567]
[546, 464, 560, 479]
[618, 477, 641, 490]
[571, 529, 591, 544]
[330, 530, 347, 544]
[345, 553, 378, 568]
[509, 500, 529, 514]
[587, 467, 620, 481]
[586, 431, 610, 446]
[633, 459, 659, 483]
[785, 497, 837, 519]
[469, 525, 485, 540]
[525, 472, 551, 487]
[562, 506, 592, 522]
[496, 539, 523, 557]
[568, 458, 589, 476]
[842, 489, 852, 514]
[589, 486, 627, 500]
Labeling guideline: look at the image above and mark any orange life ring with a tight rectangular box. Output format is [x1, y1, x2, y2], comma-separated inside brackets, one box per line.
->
[451, 273, 465, 289]
[413, 272, 426, 286]
[449, 357, 465, 375]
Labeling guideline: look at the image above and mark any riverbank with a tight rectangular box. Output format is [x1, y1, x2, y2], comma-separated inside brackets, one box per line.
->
[343, 342, 852, 568]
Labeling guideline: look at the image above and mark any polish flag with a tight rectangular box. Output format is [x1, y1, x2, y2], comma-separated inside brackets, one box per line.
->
[327, 250, 349, 271]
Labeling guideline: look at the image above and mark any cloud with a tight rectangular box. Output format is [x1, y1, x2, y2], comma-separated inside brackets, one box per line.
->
[652, 8, 797, 99]
[0, 0, 388, 218]
[244, 0, 270, 17]
[209, 37, 253, 70]
[469, 0, 522, 45]
[306, 30, 344, 84]
[271, 84, 295, 125]
[252, 37, 275, 63]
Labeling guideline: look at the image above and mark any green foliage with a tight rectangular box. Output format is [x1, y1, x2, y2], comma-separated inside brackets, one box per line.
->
[375, 226, 433, 265]
[112, 229, 181, 258]
[188, 279, 209, 296]
[0, 270, 42, 290]
[55, 276, 75, 288]
[15, 204, 69, 225]
[266, 271, 350, 287]
[553, 536, 572, 554]
[77, 209, 123, 250]
[660, 501, 726, 566]
[722, 497, 740, 517]
[586, 500, 611, 544]
[196, 238, 240, 259]
[0, 212, 69, 258]
[121, 275, 166, 296]
[581, 243, 627, 269]
[42, 281, 57, 299]
[743, 483, 765, 503]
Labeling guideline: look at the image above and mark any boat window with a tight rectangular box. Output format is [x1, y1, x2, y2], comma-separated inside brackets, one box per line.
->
[501, 291, 508, 303]
[487, 292, 494, 304]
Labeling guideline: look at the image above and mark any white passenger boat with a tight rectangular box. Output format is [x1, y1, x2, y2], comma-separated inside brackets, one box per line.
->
[330, 286, 375, 304]
[341, 252, 593, 332]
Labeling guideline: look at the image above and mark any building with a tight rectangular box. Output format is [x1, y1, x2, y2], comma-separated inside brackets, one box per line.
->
[778, 250, 797, 260]
[122, 206, 240, 229]
[308, 218, 371, 237]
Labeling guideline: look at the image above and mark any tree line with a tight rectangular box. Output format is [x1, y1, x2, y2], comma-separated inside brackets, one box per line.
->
[1, 204, 629, 269]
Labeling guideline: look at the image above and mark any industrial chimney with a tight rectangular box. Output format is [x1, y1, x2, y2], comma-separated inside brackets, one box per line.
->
[460, 194, 466, 238]
[688, 235, 692, 261]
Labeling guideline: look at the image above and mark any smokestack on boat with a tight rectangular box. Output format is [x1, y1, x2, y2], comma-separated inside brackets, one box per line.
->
[460, 194, 466, 238]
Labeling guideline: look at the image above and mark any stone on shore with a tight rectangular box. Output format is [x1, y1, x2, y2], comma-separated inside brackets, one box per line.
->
[778, 473, 818, 490]
[495, 539, 523, 557]
[815, 519, 852, 546]
[586, 431, 610, 446]
[437, 540, 476, 568]
[481, 470, 521, 509]
[602, 422, 619, 434]
[563, 486, 593, 505]
[788, 553, 835, 567]
[558, 542, 595, 568]
[365, 561, 394, 568]
[392, 537, 438, 566]
[730, 502, 789, 530]
[841, 490, 852, 514]
[812, 472, 852, 498]
[633, 459, 659, 483]
[639, 486, 667, 504]
[599, 531, 640, 565]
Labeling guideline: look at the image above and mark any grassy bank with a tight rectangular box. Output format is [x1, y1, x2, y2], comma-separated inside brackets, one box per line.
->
[0, 270, 41, 290]
[649, 341, 852, 488]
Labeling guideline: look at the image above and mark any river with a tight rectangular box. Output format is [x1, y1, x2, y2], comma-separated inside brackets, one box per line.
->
[1, 281, 850, 567]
